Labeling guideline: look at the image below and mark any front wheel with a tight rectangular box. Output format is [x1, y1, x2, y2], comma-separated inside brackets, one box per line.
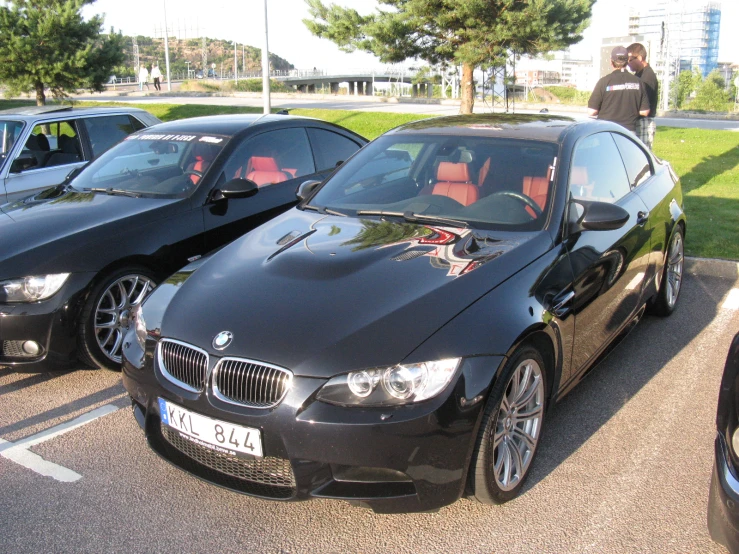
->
[469, 346, 547, 504]
[650, 225, 684, 317]
[78, 267, 157, 370]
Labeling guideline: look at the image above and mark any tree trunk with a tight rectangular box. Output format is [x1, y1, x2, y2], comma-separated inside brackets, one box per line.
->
[460, 63, 474, 114]
[35, 82, 46, 106]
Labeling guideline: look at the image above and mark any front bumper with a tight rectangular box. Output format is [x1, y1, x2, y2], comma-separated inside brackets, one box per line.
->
[123, 344, 503, 513]
[708, 434, 739, 552]
[0, 273, 94, 371]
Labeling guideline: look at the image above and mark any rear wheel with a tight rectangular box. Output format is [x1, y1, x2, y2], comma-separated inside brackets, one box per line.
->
[650, 225, 684, 317]
[78, 267, 157, 370]
[469, 346, 547, 504]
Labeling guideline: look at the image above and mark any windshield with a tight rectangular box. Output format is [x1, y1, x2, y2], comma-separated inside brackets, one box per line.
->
[71, 132, 229, 197]
[0, 120, 24, 161]
[309, 134, 559, 231]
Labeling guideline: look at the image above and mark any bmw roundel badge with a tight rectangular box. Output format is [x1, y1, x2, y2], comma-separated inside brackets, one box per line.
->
[212, 331, 233, 350]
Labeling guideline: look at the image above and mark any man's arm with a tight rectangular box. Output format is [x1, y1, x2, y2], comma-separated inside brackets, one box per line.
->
[639, 85, 650, 118]
[588, 108, 599, 116]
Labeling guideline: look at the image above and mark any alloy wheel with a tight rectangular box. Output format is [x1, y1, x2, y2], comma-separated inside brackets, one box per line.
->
[94, 274, 155, 364]
[493, 358, 545, 491]
[665, 231, 684, 309]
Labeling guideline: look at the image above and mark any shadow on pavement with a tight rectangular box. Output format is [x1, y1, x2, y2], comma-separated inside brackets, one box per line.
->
[522, 271, 737, 493]
[0, 383, 126, 437]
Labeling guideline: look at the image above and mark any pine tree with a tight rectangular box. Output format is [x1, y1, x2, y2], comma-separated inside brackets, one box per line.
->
[304, 0, 594, 114]
[0, 0, 125, 105]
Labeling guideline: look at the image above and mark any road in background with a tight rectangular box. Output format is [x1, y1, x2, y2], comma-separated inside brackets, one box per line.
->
[1, 260, 738, 553]
[70, 92, 739, 131]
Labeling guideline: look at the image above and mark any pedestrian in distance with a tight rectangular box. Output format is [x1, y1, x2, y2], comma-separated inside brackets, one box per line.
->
[588, 46, 649, 135]
[627, 42, 659, 150]
[138, 64, 149, 91]
[151, 63, 162, 92]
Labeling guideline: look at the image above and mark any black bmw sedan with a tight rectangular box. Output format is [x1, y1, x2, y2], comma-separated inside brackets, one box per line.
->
[709, 331, 739, 552]
[0, 114, 367, 370]
[122, 114, 686, 513]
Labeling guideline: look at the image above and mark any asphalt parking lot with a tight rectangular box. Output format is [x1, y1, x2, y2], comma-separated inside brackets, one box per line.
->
[1, 258, 738, 553]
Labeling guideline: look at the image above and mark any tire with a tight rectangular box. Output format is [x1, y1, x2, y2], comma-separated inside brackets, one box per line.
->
[650, 225, 684, 317]
[469, 346, 547, 504]
[78, 267, 157, 370]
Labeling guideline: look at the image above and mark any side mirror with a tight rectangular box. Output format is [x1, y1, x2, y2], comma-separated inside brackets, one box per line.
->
[296, 179, 321, 202]
[10, 155, 38, 173]
[569, 199, 630, 232]
[211, 178, 259, 202]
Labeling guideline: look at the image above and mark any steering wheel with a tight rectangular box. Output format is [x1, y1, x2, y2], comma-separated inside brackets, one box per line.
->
[488, 191, 543, 217]
[183, 169, 203, 184]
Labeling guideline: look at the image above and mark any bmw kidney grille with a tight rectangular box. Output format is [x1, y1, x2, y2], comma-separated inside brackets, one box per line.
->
[158, 340, 291, 407]
[158, 339, 209, 393]
[212, 358, 292, 408]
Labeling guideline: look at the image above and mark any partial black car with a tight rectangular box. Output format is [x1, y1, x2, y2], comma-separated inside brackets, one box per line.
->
[709, 331, 739, 552]
[122, 114, 686, 513]
[0, 106, 161, 204]
[0, 114, 367, 371]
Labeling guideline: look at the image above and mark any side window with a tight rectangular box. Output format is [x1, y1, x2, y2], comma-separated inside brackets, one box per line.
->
[84, 115, 137, 158]
[570, 133, 630, 203]
[129, 116, 146, 132]
[21, 120, 83, 170]
[307, 128, 362, 171]
[611, 132, 652, 188]
[223, 128, 316, 187]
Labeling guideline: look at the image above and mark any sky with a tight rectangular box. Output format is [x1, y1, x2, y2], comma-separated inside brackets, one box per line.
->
[83, 0, 739, 70]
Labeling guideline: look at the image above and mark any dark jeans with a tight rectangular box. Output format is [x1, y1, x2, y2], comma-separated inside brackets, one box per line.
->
[153, 78, 161, 91]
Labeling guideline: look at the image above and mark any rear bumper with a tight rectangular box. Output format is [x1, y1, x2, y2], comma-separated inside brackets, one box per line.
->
[123, 351, 502, 513]
[708, 434, 739, 553]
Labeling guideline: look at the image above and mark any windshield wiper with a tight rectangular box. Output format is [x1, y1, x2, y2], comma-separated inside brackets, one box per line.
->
[356, 210, 468, 228]
[86, 187, 141, 198]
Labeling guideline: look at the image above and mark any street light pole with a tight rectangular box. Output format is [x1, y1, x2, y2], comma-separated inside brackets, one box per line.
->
[234, 40, 238, 84]
[262, 0, 271, 114]
[163, 0, 171, 91]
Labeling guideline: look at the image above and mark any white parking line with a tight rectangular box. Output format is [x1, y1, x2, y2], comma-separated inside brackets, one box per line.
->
[723, 288, 739, 311]
[0, 404, 120, 482]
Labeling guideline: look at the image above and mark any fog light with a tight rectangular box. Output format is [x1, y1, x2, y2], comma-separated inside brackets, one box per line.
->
[22, 340, 40, 356]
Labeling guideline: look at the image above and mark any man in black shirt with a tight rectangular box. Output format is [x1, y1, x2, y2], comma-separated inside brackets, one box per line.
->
[588, 46, 649, 134]
[628, 42, 659, 150]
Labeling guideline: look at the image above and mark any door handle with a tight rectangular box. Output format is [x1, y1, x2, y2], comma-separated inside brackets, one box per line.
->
[552, 291, 575, 317]
[637, 211, 649, 225]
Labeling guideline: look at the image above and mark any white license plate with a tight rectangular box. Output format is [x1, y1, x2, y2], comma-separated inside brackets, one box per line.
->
[159, 398, 263, 458]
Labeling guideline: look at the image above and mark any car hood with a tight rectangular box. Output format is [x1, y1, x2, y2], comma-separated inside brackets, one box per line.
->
[0, 187, 186, 277]
[158, 209, 553, 378]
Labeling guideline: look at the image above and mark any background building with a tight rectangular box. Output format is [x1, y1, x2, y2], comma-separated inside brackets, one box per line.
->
[514, 51, 596, 91]
[629, 0, 721, 78]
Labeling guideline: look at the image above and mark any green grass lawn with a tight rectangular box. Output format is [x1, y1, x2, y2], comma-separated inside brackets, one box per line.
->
[3, 99, 737, 259]
[653, 127, 739, 260]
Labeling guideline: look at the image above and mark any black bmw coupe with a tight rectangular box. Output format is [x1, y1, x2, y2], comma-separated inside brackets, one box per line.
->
[0, 114, 366, 370]
[122, 114, 686, 513]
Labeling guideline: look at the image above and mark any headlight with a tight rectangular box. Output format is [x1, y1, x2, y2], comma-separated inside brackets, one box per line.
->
[0, 273, 70, 303]
[316, 358, 461, 407]
[133, 303, 147, 349]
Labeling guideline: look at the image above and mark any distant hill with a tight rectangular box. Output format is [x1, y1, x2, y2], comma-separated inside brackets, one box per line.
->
[110, 33, 294, 78]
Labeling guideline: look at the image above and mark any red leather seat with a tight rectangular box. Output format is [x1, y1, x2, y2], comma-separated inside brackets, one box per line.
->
[522, 176, 549, 211]
[186, 143, 219, 184]
[431, 162, 479, 206]
[245, 156, 290, 187]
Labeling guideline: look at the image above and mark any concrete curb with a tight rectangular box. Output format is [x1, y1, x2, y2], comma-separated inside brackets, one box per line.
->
[685, 256, 739, 279]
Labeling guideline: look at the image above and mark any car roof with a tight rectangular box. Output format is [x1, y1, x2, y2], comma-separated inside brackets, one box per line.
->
[139, 114, 345, 138]
[0, 105, 151, 119]
[387, 114, 587, 142]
